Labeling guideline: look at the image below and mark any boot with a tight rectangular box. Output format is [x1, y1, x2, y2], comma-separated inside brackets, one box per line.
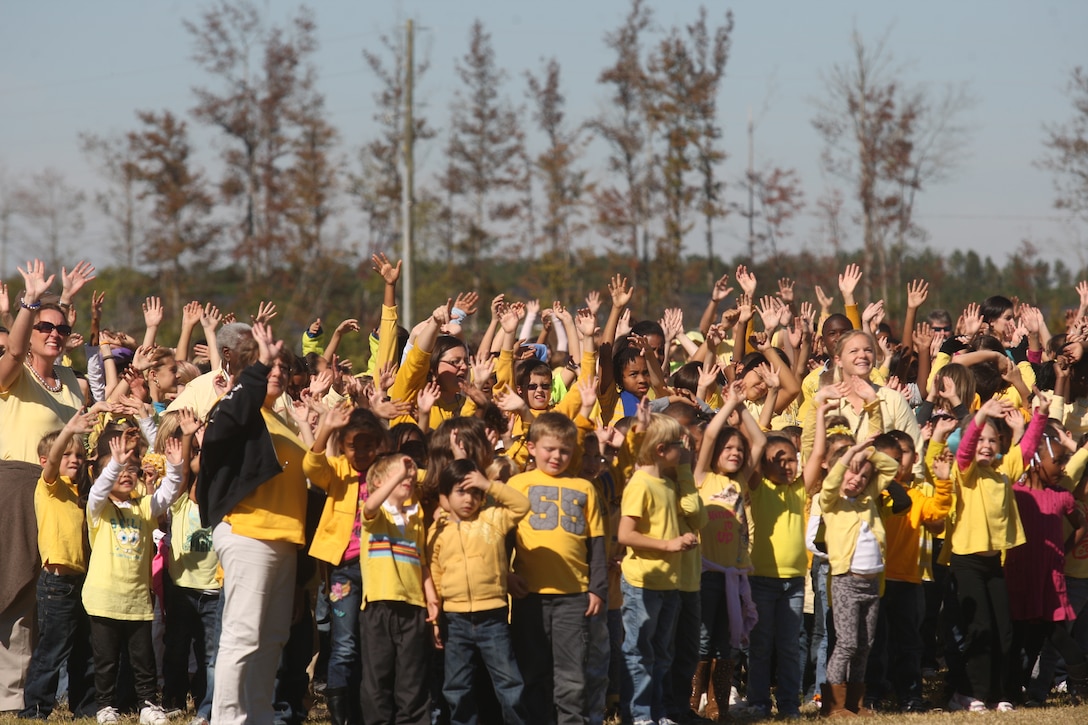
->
[821, 683, 854, 718]
[691, 660, 711, 716]
[845, 683, 874, 717]
[707, 659, 733, 721]
[1067, 661, 1088, 704]
[324, 687, 350, 725]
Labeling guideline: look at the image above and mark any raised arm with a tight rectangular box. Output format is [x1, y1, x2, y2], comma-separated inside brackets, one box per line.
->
[0, 260, 57, 391]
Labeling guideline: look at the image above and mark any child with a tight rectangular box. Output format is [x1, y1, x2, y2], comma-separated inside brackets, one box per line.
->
[617, 412, 702, 725]
[429, 459, 531, 724]
[867, 427, 952, 713]
[692, 382, 765, 721]
[359, 452, 437, 725]
[83, 429, 187, 724]
[946, 396, 1048, 712]
[509, 412, 608, 725]
[1004, 423, 1088, 702]
[20, 409, 98, 720]
[817, 437, 899, 716]
[745, 432, 808, 719]
[304, 405, 389, 725]
[161, 409, 218, 725]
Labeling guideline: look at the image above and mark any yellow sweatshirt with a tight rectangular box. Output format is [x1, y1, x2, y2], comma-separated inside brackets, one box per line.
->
[818, 452, 899, 575]
[428, 481, 529, 612]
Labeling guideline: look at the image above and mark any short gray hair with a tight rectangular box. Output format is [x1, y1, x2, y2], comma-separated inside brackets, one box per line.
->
[217, 322, 253, 353]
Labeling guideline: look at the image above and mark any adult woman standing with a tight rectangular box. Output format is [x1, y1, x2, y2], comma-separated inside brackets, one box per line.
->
[0, 259, 94, 715]
[196, 322, 309, 725]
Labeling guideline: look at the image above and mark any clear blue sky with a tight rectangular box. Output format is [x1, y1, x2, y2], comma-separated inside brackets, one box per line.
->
[1, 0, 1085, 271]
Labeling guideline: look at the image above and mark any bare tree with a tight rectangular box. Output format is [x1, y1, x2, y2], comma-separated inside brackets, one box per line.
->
[1040, 67, 1088, 225]
[592, 0, 653, 298]
[526, 57, 589, 300]
[355, 28, 434, 256]
[186, 0, 319, 278]
[79, 132, 144, 269]
[12, 169, 85, 270]
[127, 110, 218, 312]
[812, 29, 971, 302]
[444, 19, 525, 298]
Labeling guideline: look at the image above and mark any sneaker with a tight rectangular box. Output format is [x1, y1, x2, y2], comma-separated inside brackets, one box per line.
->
[139, 702, 169, 725]
[995, 701, 1015, 712]
[658, 719, 680, 725]
[97, 707, 121, 724]
[188, 718, 211, 725]
[948, 692, 986, 713]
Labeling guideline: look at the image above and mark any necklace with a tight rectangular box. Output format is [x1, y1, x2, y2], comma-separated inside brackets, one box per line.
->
[25, 361, 63, 393]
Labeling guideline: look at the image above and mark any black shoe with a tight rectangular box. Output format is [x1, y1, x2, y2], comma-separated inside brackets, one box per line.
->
[903, 700, 933, 713]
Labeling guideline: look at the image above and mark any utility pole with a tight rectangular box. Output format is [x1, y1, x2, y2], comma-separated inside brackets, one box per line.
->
[747, 106, 755, 261]
[401, 19, 415, 323]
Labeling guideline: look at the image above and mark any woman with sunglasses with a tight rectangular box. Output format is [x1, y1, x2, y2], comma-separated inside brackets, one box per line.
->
[0, 259, 95, 714]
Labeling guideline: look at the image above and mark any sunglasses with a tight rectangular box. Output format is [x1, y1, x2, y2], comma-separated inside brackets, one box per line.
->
[33, 321, 73, 336]
[931, 326, 951, 333]
[526, 382, 552, 391]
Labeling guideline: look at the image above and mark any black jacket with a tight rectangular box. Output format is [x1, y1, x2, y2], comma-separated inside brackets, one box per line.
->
[197, 362, 285, 528]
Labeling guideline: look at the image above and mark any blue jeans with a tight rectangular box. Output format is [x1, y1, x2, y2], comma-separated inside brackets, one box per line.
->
[162, 576, 221, 719]
[748, 576, 804, 716]
[444, 608, 527, 725]
[326, 558, 362, 690]
[19, 571, 95, 719]
[620, 577, 680, 723]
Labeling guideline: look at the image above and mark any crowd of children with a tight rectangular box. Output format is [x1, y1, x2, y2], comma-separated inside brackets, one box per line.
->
[4, 254, 1088, 724]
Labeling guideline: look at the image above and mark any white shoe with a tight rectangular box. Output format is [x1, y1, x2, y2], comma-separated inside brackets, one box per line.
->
[97, 706, 121, 724]
[996, 701, 1015, 712]
[140, 702, 169, 725]
[948, 692, 987, 713]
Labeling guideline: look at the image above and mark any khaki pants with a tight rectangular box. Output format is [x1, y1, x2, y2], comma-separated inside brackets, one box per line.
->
[0, 582, 36, 712]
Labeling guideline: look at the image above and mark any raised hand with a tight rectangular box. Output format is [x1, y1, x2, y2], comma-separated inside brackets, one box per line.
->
[660, 308, 684, 343]
[608, 275, 633, 309]
[452, 291, 480, 317]
[814, 284, 833, 314]
[838, 264, 862, 302]
[142, 297, 164, 328]
[711, 273, 733, 302]
[417, 382, 441, 416]
[584, 290, 602, 316]
[906, 279, 929, 309]
[776, 277, 795, 305]
[335, 319, 360, 336]
[616, 308, 632, 339]
[757, 296, 782, 332]
[913, 322, 934, 354]
[60, 260, 96, 302]
[18, 259, 55, 304]
[575, 307, 598, 338]
[371, 253, 402, 285]
[177, 408, 202, 437]
[962, 302, 983, 337]
[201, 303, 222, 330]
[182, 301, 203, 328]
[252, 322, 283, 367]
[253, 301, 278, 325]
[735, 265, 757, 297]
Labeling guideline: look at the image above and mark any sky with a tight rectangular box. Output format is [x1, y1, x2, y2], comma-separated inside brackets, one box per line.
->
[1, 0, 1086, 273]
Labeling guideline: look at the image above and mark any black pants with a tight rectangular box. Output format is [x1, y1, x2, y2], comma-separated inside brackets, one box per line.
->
[89, 616, 158, 710]
[951, 553, 1012, 703]
[359, 601, 430, 725]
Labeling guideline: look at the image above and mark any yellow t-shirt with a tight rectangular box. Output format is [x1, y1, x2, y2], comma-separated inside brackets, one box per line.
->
[82, 496, 158, 620]
[698, 472, 750, 570]
[35, 473, 88, 572]
[620, 469, 681, 591]
[361, 502, 427, 609]
[749, 477, 807, 579]
[0, 365, 83, 463]
[510, 469, 606, 595]
[167, 496, 220, 591]
[224, 409, 308, 545]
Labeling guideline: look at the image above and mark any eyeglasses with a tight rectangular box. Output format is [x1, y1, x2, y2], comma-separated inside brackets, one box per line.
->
[33, 321, 73, 336]
[526, 382, 552, 391]
[439, 357, 467, 368]
[931, 326, 952, 333]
